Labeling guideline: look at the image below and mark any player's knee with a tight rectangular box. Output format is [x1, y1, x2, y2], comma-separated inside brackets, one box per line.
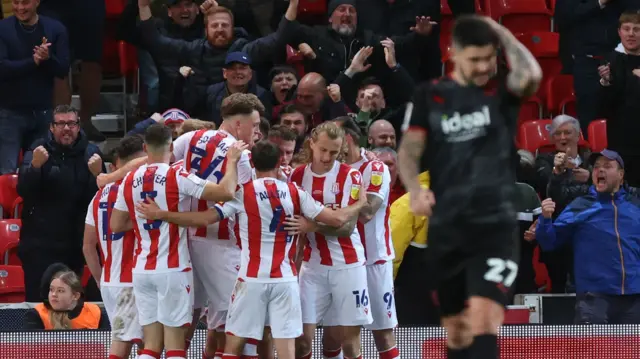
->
[295, 335, 312, 357]
[109, 341, 133, 358]
[467, 296, 504, 334]
[442, 315, 471, 349]
[322, 327, 342, 349]
[371, 329, 396, 351]
[340, 326, 362, 358]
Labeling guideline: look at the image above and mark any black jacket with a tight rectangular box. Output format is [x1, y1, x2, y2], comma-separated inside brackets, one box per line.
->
[600, 49, 640, 155]
[117, 0, 205, 111]
[17, 131, 103, 252]
[204, 79, 272, 126]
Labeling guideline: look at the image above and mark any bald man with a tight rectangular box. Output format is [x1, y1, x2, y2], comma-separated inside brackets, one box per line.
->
[368, 119, 396, 149]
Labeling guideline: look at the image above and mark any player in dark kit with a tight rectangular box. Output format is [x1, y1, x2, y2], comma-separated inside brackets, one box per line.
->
[397, 15, 542, 359]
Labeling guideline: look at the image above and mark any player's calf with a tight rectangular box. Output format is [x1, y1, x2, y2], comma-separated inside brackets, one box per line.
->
[164, 325, 189, 359]
[341, 326, 363, 359]
[138, 322, 164, 359]
[372, 329, 399, 359]
[107, 341, 134, 359]
[295, 323, 316, 359]
[258, 328, 275, 359]
[322, 326, 343, 359]
[441, 312, 472, 359]
[467, 296, 504, 359]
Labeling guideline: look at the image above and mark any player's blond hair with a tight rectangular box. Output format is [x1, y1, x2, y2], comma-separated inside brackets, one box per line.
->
[298, 121, 347, 164]
[178, 119, 216, 136]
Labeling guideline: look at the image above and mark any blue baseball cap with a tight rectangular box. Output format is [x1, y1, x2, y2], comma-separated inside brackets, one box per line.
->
[224, 52, 251, 67]
[590, 149, 625, 169]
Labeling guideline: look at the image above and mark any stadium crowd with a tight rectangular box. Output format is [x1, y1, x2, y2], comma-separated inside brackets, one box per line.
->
[2, 0, 640, 358]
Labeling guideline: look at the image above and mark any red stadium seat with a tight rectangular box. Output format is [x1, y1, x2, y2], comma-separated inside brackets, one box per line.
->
[441, 0, 455, 39]
[0, 219, 20, 265]
[0, 265, 25, 303]
[0, 174, 18, 219]
[588, 119, 608, 152]
[298, 0, 327, 24]
[546, 74, 575, 116]
[11, 197, 22, 219]
[518, 119, 553, 154]
[489, 0, 552, 34]
[515, 32, 561, 108]
[286, 45, 306, 78]
[519, 97, 543, 124]
[106, 0, 126, 19]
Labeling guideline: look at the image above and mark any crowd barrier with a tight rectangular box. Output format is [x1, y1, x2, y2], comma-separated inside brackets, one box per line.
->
[1, 326, 640, 359]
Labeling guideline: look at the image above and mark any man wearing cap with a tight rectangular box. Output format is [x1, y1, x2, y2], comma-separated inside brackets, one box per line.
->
[286, 0, 437, 83]
[118, 0, 204, 113]
[126, 108, 191, 138]
[204, 52, 271, 126]
[536, 149, 640, 324]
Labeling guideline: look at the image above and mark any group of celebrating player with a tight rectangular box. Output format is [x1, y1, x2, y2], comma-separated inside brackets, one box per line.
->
[83, 91, 399, 359]
[83, 13, 543, 359]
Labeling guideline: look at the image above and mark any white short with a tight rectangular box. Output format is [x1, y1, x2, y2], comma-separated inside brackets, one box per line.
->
[133, 271, 194, 327]
[363, 261, 398, 330]
[192, 266, 207, 310]
[190, 240, 240, 316]
[226, 279, 302, 340]
[101, 286, 142, 342]
[300, 264, 372, 327]
[207, 306, 227, 331]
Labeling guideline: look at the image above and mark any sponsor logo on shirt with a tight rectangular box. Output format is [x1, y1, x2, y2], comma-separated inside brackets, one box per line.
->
[441, 105, 491, 142]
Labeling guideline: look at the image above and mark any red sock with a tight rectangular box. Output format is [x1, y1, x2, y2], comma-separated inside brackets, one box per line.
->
[222, 355, 240, 359]
[108, 355, 122, 359]
[345, 356, 362, 359]
[380, 346, 400, 359]
[323, 348, 342, 358]
[297, 352, 312, 359]
[138, 349, 161, 359]
[214, 349, 224, 359]
[166, 349, 187, 359]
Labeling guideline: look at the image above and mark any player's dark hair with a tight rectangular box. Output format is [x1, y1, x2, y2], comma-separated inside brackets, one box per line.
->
[268, 125, 297, 142]
[278, 103, 305, 122]
[259, 117, 271, 137]
[251, 140, 281, 172]
[333, 116, 363, 141]
[452, 15, 500, 49]
[144, 123, 173, 151]
[115, 135, 145, 162]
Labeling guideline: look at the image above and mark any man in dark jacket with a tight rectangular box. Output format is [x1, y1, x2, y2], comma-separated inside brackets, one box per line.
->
[0, 0, 69, 174]
[17, 105, 105, 302]
[537, 150, 640, 324]
[287, 0, 436, 83]
[137, 0, 297, 118]
[118, 0, 204, 112]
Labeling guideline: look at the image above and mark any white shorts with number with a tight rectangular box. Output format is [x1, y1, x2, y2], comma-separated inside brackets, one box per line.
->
[133, 271, 194, 327]
[190, 240, 240, 319]
[363, 261, 398, 330]
[300, 263, 372, 327]
[101, 286, 142, 342]
[226, 279, 302, 340]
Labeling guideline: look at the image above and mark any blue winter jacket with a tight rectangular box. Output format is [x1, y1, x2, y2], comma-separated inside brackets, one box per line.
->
[536, 186, 640, 295]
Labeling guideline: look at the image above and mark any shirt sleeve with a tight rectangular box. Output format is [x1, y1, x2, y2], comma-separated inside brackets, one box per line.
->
[114, 178, 128, 211]
[214, 189, 243, 219]
[364, 161, 391, 200]
[341, 169, 363, 207]
[402, 83, 431, 133]
[172, 131, 193, 162]
[298, 187, 325, 220]
[176, 168, 208, 199]
[237, 150, 254, 185]
[85, 193, 97, 226]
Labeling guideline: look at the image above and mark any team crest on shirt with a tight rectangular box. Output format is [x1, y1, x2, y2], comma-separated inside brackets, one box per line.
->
[350, 185, 360, 200]
[371, 171, 383, 186]
[331, 183, 340, 194]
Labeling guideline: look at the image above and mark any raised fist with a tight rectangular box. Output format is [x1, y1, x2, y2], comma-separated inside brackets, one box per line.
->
[541, 198, 556, 219]
[553, 152, 566, 173]
[88, 153, 103, 177]
[200, 0, 218, 13]
[327, 84, 341, 103]
[31, 146, 49, 168]
[179, 66, 194, 78]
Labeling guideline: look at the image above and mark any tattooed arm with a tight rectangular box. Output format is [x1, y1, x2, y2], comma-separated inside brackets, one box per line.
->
[315, 216, 360, 237]
[486, 18, 542, 98]
[359, 194, 384, 223]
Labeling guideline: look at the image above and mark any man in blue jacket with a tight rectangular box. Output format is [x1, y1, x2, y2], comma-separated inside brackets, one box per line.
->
[0, 0, 69, 174]
[537, 149, 640, 324]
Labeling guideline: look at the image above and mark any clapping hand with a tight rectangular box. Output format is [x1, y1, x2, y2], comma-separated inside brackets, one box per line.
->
[410, 16, 437, 36]
[380, 38, 397, 68]
[347, 46, 373, 74]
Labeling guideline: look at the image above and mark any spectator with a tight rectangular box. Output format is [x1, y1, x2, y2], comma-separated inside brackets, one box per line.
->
[23, 263, 108, 330]
[599, 10, 640, 187]
[0, 0, 69, 174]
[287, 0, 437, 83]
[217, 0, 276, 37]
[38, 0, 106, 142]
[118, 0, 205, 113]
[371, 146, 404, 204]
[127, 108, 190, 138]
[512, 182, 542, 296]
[268, 65, 298, 106]
[257, 116, 270, 142]
[204, 52, 271, 125]
[334, 40, 415, 131]
[390, 171, 438, 326]
[536, 150, 640, 324]
[267, 125, 297, 168]
[273, 72, 350, 128]
[368, 120, 397, 149]
[277, 104, 308, 151]
[17, 105, 105, 302]
[138, 0, 298, 119]
[534, 115, 591, 293]
[554, 0, 631, 132]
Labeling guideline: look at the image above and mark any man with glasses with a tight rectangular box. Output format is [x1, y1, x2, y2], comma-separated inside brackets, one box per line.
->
[17, 105, 105, 302]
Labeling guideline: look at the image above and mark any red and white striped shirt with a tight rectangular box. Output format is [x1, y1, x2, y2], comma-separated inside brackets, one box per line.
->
[114, 163, 208, 273]
[173, 129, 253, 245]
[351, 154, 395, 265]
[85, 181, 136, 286]
[216, 177, 325, 282]
[290, 161, 366, 269]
